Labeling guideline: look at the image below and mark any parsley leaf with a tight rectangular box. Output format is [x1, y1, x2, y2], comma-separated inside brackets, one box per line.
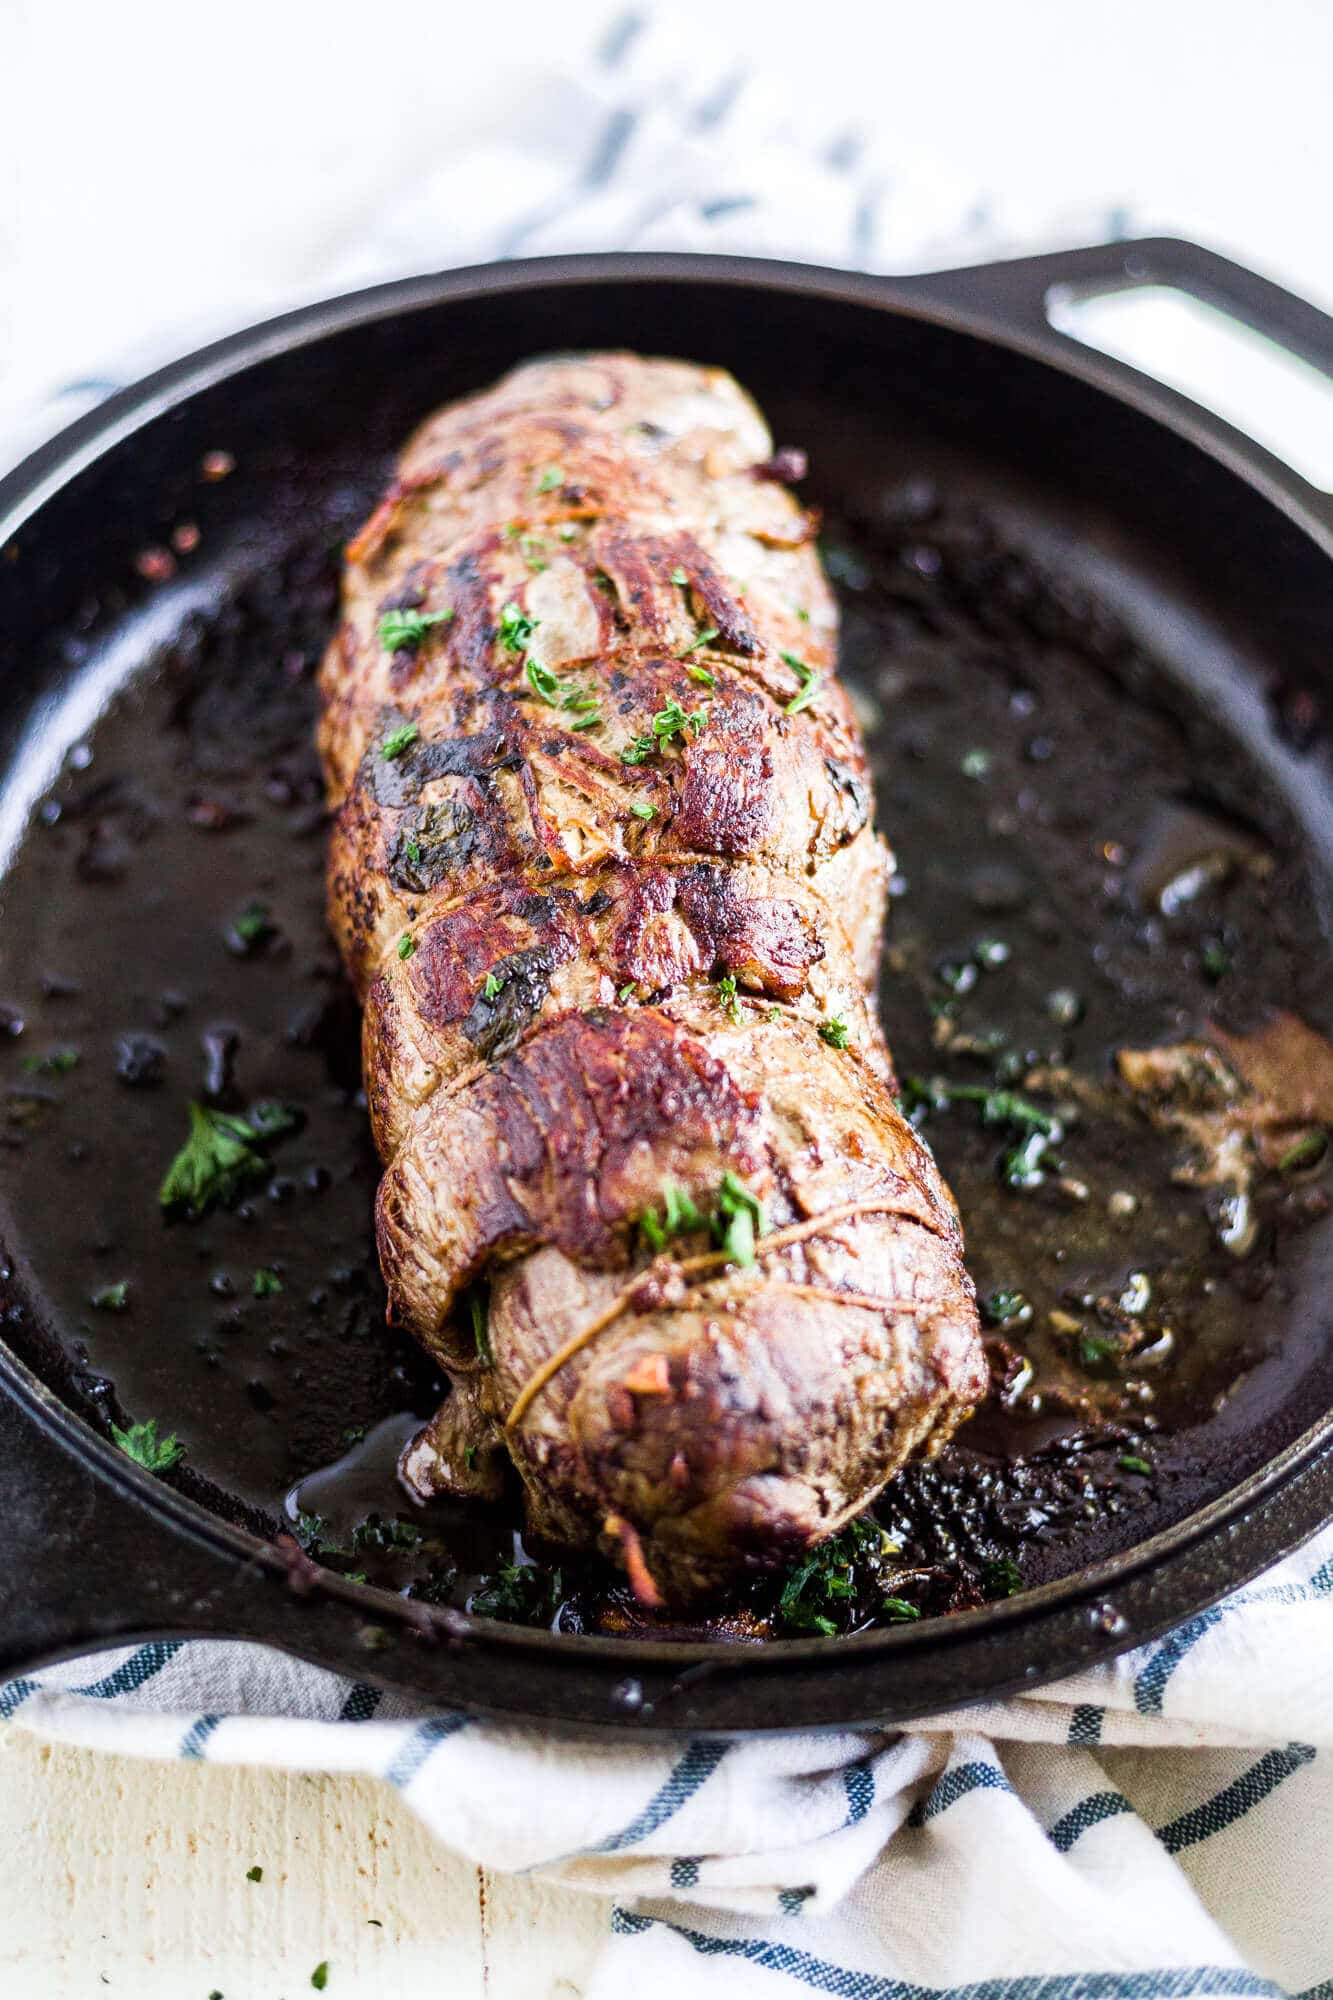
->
[980, 1288, 1031, 1328]
[229, 901, 274, 950]
[525, 655, 560, 705]
[482, 971, 505, 1000]
[253, 1268, 283, 1298]
[775, 1518, 906, 1636]
[534, 466, 565, 495]
[638, 1180, 703, 1253]
[629, 800, 655, 820]
[715, 972, 743, 1026]
[620, 699, 709, 764]
[91, 1281, 129, 1312]
[111, 1418, 184, 1473]
[903, 1075, 1063, 1191]
[670, 565, 689, 586]
[780, 650, 822, 715]
[1279, 1128, 1327, 1173]
[982, 1557, 1024, 1598]
[818, 1015, 850, 1049]
[498, 602, 539, 653]
[377, 607, 453, 651]
[23, 1045, 79, 1075]
[380, 722, 420, 760]
[618, 982, 636, 1002]
[469, 1560, 565, 1627]
[159, 1101, 300, 1218]
[1118, 1454, 1153, 1476]
[311, 1964, 330, 1992]
[246, 1865, 263, 1883]
[713, 1170, 765, 1268]
[681, 625, 719, 656]
[398, 933, 415, 960]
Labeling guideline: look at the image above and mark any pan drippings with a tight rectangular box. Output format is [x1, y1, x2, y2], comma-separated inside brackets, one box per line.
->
[0, 494, 1326, 1638]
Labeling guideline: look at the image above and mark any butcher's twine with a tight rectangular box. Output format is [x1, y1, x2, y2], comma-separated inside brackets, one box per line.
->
[3, 18, 1330, 1998]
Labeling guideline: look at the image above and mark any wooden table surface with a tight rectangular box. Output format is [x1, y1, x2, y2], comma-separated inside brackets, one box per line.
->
[0, 1726, 612, 1997]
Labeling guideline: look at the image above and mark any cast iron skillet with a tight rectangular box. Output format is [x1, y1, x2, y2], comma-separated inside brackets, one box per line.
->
[0, 238, 1329, 1734]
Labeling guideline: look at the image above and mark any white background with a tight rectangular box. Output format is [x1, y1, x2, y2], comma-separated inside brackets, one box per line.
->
[0, 2, 1330, 1994]
[3, 0, 1333, 440]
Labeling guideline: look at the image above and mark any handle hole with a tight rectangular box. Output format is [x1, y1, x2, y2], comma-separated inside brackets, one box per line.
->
[1046, 283, 1333, 492]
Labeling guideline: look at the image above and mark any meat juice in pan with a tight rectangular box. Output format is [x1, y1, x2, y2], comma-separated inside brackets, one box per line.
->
[0, 433, 1328, 1638]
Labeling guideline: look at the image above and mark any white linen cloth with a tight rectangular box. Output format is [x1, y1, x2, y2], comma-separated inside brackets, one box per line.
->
[2, 16, 1329, 1997]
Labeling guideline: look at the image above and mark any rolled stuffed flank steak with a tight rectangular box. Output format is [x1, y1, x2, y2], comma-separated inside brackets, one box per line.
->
[318, 352, 985, 1610]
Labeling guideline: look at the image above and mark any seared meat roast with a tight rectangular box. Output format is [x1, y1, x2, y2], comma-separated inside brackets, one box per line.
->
[319, 354, 985, 1608]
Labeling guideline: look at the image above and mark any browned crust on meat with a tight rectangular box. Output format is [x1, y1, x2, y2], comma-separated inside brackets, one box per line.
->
[320, 352, 984, 1606]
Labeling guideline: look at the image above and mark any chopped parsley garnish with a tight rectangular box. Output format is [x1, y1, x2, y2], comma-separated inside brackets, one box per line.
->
[775, 1518, 906, 1636]
[463, 1444, 477, 1469]
[159, 1100, 300, 1218]
[818, 1015, 851, 1049]
[470, 1560, 566, 1627]
[713, 1169, 765, 1268]
[519, 533, 547, 571]
[558, 522, 578, 541]
[380, 722, 420, 760]
[560, 684, 601, 728]
[253, 1268, 283, 1298]
[311, 1964, 330, 1992]
[780, 650, 822, 715]
[246, 1865, 263, 1883]
[638, 1180, 703, 1253]
[629, 800, 656, 820]
[23, 1045, 79, 1075]
[498, 602, 539, 653]
[229, 901, 274, 950]
[398, 933, 415, 961]
[1279, 1128, 1327, 1173]
[681, 625, 719, 656]
[350, 1514, 421, 1554]
[982, 1557, 1023, 1598]
[377, 607, 453, 651]
[904, 1075, 1063, 1191]
[470, 1286, 492, 1365]
[482, 971, 505, 1000]
[980, 1288, 1031, 1328]
[91, 1281, 129, 1312]
[405, 838, 422, 865]
[525, 656, 560, 705]
[111, 1418, 184, 1473]
[1118, 1454, 1152, 1476]
[715, 972, 743, 1025]
[1200, 938, 1231, 982]
[618, 983, 636, 1002]
[534, 465, 565, 495]
[795, 605, 810, 623]
[620, 698, 709, 764]
[961, 747, 992, 780]
[1076, 1331, 1121, 1374]
[670, 566, 689, 586]
[685, 663, 716, 689]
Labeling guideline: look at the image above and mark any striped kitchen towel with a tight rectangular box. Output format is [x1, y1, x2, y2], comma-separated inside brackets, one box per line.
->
[3, 1521, 1330, 1998]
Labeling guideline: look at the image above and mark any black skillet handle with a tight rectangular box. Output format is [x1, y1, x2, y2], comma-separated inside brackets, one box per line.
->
[907, 235, 1333, 530]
